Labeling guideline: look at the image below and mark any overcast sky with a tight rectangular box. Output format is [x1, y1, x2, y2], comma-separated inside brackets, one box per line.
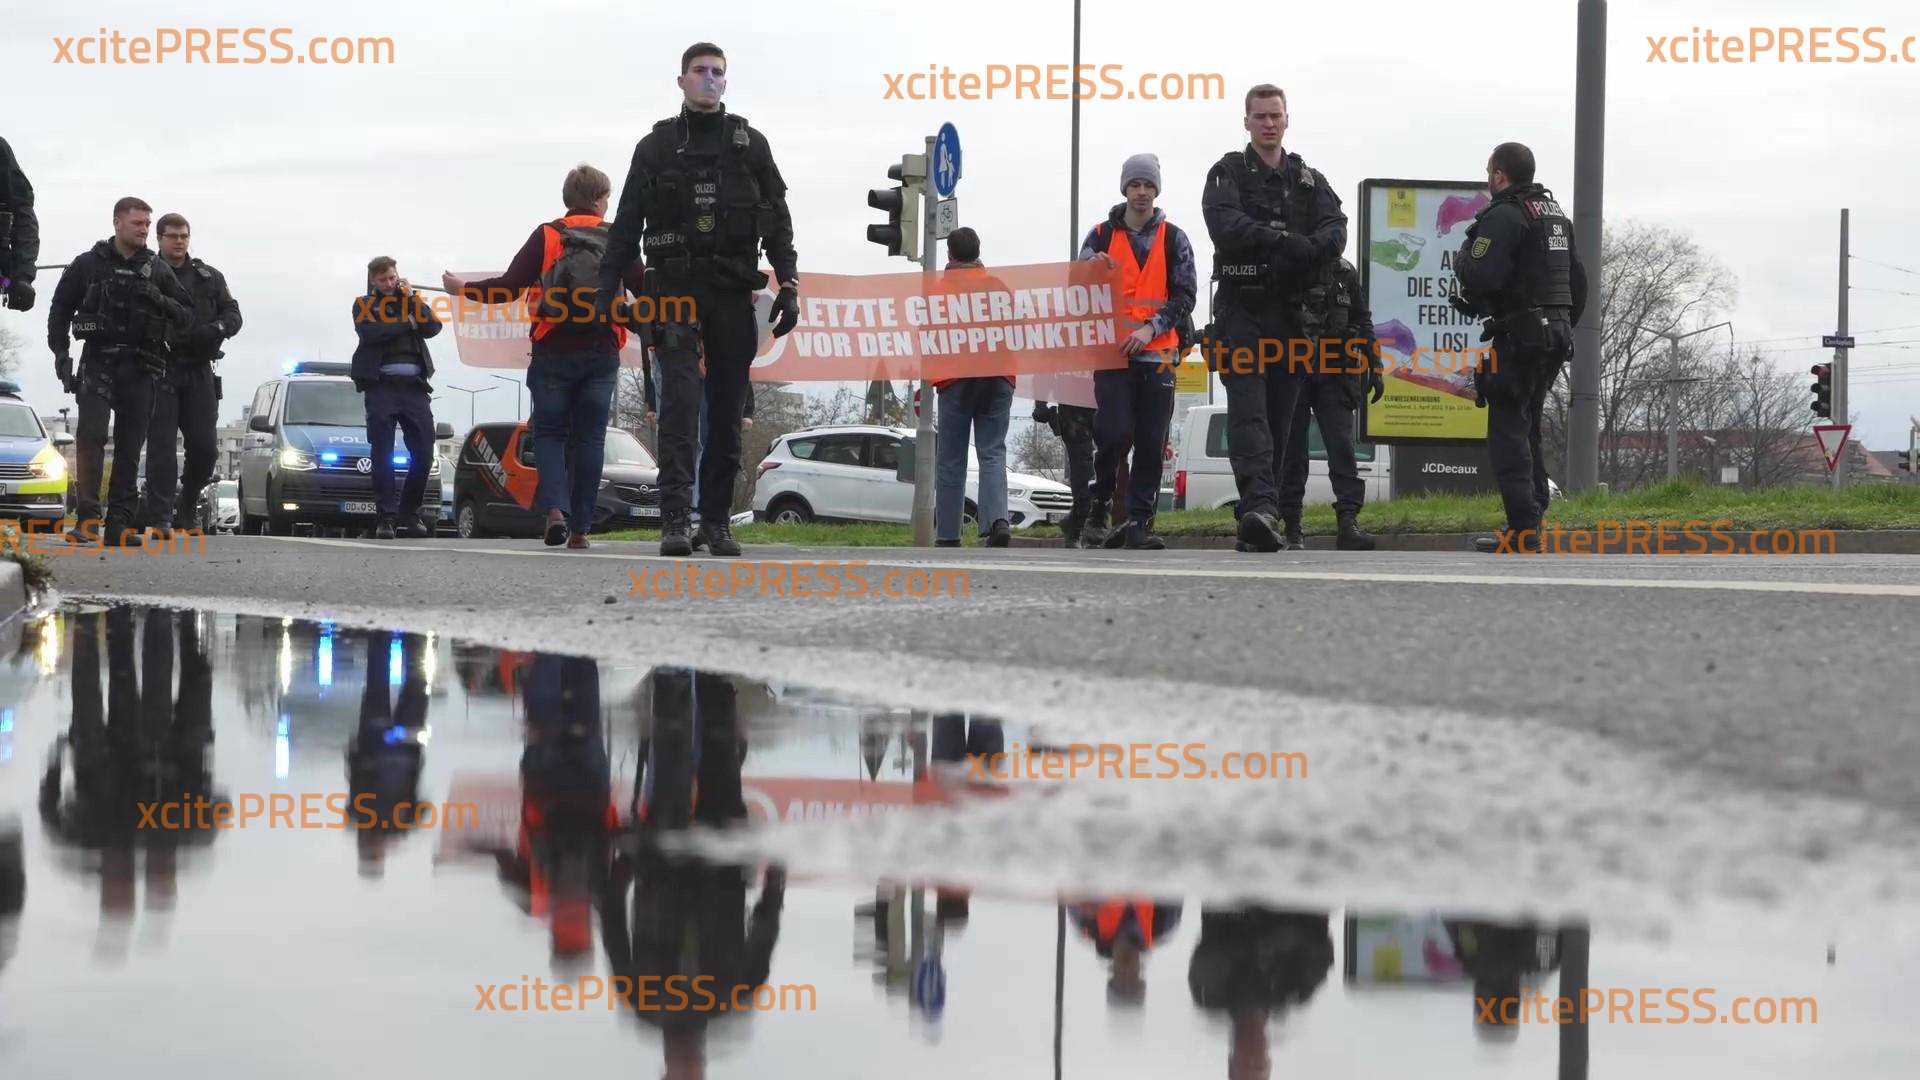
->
[5, 0, 1919, 448]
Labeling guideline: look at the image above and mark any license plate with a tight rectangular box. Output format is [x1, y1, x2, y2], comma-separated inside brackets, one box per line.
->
[1045, 512, 1066, 524]
[631, 506, 659, 518]
[341, 501, 377, 514]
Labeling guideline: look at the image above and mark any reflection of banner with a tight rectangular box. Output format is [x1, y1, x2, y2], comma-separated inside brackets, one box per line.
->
[441, 272, 650, 370]
[750, 261, 1126, 383]
[1358, 180, 1492, 444]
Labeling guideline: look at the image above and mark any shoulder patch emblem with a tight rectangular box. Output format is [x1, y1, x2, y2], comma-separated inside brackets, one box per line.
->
[1471, 237, 1491, 259]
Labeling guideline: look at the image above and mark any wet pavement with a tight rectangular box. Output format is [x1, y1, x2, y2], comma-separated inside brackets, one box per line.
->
[0, 604, 1912, 1077]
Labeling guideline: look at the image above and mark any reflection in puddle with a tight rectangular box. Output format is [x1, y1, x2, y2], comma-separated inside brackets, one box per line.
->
[0, 606, 1896, 1077]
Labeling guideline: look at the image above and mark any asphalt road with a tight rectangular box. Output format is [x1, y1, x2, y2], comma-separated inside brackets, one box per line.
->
[39, 534, 1920, 930]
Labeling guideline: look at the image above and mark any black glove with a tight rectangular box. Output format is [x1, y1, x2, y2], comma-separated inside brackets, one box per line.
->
[1031, 401, 1055, 423]
[1368, 367, 1385, 404]
[769, 284, 799, 337]
[1276, 232, 1315, 266]
[4, 280, 32, 312]
[55, 353, 76, 394]
[1545, 316, 1574, 360]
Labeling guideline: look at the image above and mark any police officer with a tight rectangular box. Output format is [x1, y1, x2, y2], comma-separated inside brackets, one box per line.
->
[144, 213, 240, 535]
[46, 197, 193, 545]
[596, 41, 800, 558]
[1275, 258, 1384, 550]
[1030, 399, 1095, 546]
[1452, 142, 1587, 554]
[0, 136, 38, 312]
[1201, 84, 1348, 553]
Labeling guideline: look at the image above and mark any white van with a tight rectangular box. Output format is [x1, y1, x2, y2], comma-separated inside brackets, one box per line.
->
[1173, 404, 1391, 511]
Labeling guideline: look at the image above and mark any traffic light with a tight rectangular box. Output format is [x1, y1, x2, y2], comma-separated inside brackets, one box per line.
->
[867, 155, 924, 261]
[1810, 363, 1832, 418]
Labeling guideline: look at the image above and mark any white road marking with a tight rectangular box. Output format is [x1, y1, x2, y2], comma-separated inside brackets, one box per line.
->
[259, 536, 1920, 599]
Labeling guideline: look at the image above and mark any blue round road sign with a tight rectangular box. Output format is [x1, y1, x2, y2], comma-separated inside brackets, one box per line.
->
[933, 123, 961, 199]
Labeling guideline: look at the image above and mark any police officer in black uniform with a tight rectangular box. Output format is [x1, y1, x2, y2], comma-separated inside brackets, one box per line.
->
[1202, 84, 1348, 553]
[46, 197, 193, 545]
[1030, 399, 1096, 546]
[596, 41, 800, 558]
[0, 136, 38, 312]
[1452, 143, 1587, 554]
[144, 213, 240, 534]
[1275, 257, 1384, 550]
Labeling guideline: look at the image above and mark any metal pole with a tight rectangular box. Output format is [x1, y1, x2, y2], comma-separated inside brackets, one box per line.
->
[1569, 0, 1607, 493]
[1053, 902, 1066, 1080]
[1069, 0, 1082, 257]
[912, 135, 939, 547]
[1833, 208, 1849, 489]
[1665, 337, 1680, 480]
[1558, 923, 1591, 1080]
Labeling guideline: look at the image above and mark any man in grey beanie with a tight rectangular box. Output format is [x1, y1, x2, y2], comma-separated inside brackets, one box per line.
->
[1076, 153, 1196, 549]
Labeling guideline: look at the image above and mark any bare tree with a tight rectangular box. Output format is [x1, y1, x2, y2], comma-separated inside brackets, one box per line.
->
[1011, 419, 1064, 480]
[0, 324, 24, 382]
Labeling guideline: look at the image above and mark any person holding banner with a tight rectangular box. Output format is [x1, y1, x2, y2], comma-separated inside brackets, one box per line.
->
[1451, 142, 1586, 554]
[450, 164, 646, 549]
[1079, 154, 1193, 551]
[933, 227, 1015, 548]
[594, 42, 801, 558]
[1201, 84, 1347, 554]
[1275, 257, 1382, 550]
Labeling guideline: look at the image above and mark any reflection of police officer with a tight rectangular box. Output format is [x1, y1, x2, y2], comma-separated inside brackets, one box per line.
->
[144, 213, 240, 533]
[345, 629, 430, 877]
[1452, 143, 1588, 554]
[1275, 258, 1384, 550]
[1202, 85, 1348, 554]
[605, 667, 786, 1077]
[596, 42, 801, 559]
[1188, 906, 1333, 1080]
[0, 136, 39, 311]
[1444, 916, 1563, 1042]
[46, 198, 194, 544]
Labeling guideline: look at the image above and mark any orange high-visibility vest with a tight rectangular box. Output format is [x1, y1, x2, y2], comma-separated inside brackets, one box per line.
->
[531, 213, 626, 348]
[1094, 900, 1159, 949]
[1107, 222, 1180, 353]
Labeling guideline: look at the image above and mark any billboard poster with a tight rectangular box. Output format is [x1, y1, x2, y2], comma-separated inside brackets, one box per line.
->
[1357, 179, 1493, 444]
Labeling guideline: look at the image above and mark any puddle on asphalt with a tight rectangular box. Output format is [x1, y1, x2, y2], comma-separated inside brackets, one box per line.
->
[0, 605, 1905, 1078]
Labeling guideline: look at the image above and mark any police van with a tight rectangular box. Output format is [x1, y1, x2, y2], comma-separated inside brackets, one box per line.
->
[0, 379, 71, 524]
[1172, 403, 1392, 511]
[236, 362, 450, 534]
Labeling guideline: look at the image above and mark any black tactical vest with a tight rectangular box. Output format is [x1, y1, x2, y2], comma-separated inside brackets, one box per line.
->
[74, 248, 166, 353]
[1484, 183, 1574, 314]
[1211, 149, 1324, 292]
[642, 111, 764, 287]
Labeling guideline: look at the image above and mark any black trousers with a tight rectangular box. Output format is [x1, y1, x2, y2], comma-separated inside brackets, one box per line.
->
[1217, 307, 1307, 519]
[654, 283, 757, 521]
[362, 378, 435, 518]
[1484, 343, 1565, 530]
[141, 361, 221, 528]
[1091, 362, 1175, 523]
[1050, 404, 1096, 520]
[1278, 377, 1365, 518]
[72, 354, 159, 531]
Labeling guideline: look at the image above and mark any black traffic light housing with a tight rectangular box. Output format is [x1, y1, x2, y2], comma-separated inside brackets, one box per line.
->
[866, 157, 922, 261]
[1810, 363, 1832, 418]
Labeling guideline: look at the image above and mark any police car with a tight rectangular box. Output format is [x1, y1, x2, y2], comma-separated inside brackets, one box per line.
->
[0, 379, 71, 524]
[236, 362, 450, 534]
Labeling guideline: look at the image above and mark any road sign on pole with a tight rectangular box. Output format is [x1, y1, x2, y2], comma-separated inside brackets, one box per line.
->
[1822, 335, 1856, 349]
[933, 197, 958, 239]
[1814, 423, 1852, 472]
[932, 122, 961, 199]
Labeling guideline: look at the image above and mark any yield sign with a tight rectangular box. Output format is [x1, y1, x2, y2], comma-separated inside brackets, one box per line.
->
[1813, 424, 1852, 471]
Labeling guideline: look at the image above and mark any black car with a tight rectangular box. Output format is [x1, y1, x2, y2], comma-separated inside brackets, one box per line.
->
[236, 362, 452, 534]
[451, 422, 659, 538]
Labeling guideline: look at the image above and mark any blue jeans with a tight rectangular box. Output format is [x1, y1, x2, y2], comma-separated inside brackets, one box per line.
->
[935, 378, 1013, 541]
[527, 346, 618, 532]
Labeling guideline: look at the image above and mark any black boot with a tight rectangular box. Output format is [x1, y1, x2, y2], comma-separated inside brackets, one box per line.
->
[1335, 510, 1376, 551]
[1059, 507, 1085, 548]
[1236, 509, 1283, 553]
[1474, 526, 1540, 554]
[1080, 500, 1110, 549]
[400, 515, 433, 539]
[1281, 514, 1305, 551]
[705, 520, 742, 557]
[373, 516, 397, 541]
[689, 521, 709, 553]
[1122, 519, 1165, 550]
[985, 519, 1011, 548]
[660, 511, 693, 557]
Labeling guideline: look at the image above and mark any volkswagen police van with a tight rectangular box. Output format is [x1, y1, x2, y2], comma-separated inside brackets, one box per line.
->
[236, 362, 451, 534]
[0, 379, 70, 525]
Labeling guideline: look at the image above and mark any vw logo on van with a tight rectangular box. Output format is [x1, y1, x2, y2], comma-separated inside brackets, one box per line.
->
[356, 457, 373, 474]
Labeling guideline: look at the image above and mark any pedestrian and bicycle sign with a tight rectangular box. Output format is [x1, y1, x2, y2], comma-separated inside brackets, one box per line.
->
[932, 122, 961, 199]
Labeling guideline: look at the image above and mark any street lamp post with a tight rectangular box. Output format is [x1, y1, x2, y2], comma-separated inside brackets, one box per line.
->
[1635, 320, 1732, 481]
[489, 374, 526, 423]
[443, 384, 499, 434]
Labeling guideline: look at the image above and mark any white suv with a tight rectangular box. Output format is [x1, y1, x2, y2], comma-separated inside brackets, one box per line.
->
[751, 424, 1072, 529]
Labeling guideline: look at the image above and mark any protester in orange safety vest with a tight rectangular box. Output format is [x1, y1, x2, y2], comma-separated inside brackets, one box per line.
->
[1078, 154, 1196, 550]
[1070, 896, 1184, 1005]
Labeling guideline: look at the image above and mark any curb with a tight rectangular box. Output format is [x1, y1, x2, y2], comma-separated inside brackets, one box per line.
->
[0, 559, 26, 621]
[1014, 528, 1920, 554]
